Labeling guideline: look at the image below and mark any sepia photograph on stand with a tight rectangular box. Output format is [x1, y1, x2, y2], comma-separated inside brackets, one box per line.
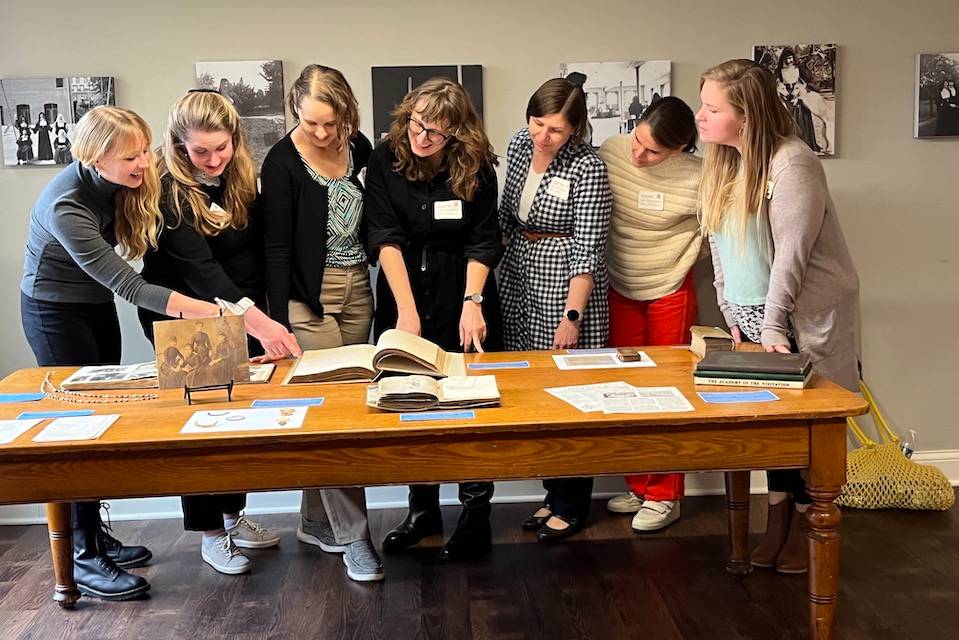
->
[153, 315, 250, 390]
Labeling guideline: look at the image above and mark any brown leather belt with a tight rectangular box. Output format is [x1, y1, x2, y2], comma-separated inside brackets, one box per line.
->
[521, 229, 573, 243]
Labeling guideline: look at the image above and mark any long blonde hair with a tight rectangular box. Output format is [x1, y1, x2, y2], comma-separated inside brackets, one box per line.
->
[698, 59, 794, 237]
[71, 106, 162, 260]
[388, 78, 497, 201]
[155, 91, 256, 236]
[287, 64, 360, 151]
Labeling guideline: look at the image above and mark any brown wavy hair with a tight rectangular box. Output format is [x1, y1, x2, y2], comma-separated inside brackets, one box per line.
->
[287, 64, 360, 151]
[387, 78, 497, 201]
[155, 91, 257, 237]
[71, 106, 163, 260]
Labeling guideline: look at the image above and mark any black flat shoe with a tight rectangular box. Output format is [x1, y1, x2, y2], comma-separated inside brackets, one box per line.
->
[438, 538, 492, 562]
[382, 510, 443, 554]
[522, 513, 550, 532]
[536, 515, 585, 543]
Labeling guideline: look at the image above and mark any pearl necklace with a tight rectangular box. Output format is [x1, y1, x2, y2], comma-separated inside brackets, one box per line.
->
[41, 372, 159, 404]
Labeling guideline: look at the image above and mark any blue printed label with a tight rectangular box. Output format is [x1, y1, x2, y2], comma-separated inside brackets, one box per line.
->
[251, 398, 325, 408]
[399, 410, 476, 422]
[467, 361, 530, 370]
[697, 391, 780, 404]
[0, 393, 46, 403]
[18, 409, 95, 419]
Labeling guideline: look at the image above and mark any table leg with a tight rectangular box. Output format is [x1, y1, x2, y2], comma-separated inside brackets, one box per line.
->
[725, 470, 752, 575]
[45, 503, 80, 608]
[807, 420, 846, 640]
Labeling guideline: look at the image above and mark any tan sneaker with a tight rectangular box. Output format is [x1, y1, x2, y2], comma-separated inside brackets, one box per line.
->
[607, 491, 644, 513]
[631, 500, 680, 532]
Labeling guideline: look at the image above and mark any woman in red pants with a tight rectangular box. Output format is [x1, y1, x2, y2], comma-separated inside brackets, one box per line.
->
[598, 97, 702, 532]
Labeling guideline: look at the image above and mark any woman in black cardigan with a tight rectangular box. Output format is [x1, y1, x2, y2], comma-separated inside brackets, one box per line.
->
[260, 65, 381, 583]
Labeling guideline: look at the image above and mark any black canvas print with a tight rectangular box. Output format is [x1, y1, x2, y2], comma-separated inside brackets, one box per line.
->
[915, 53, 959, 138]
[371, 65, 484, 140]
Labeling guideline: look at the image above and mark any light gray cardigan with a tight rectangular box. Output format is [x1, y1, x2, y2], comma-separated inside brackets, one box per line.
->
[709, 137, 861, 392]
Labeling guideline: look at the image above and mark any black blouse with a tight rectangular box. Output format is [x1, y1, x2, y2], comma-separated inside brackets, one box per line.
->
[364, 143, 503, 352]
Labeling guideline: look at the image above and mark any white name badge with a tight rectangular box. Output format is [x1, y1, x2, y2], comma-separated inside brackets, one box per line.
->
[433, 200, 463, 220]
[210, 202, 227, 213]
[546, 177, 571, 201]
[765, 180, 776, 200]
[637, 191, 665, 211]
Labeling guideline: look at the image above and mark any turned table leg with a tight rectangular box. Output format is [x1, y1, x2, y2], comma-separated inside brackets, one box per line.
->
[45, 502, 80, 608]
[807, 420, 847, 640]
[725, 470, 752, 575]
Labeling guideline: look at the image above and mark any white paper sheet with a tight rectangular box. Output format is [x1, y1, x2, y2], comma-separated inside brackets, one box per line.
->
[552, 352, 656, 370]
[0, 419, 43, 444]
[181, 407, 308, 434]
[33, 415, 119, 442]
[545, 381, 639, 413]
[545, 383, 693, 414]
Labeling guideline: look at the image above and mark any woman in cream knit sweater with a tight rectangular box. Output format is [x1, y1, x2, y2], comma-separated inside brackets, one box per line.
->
[598, 97, 702, 533]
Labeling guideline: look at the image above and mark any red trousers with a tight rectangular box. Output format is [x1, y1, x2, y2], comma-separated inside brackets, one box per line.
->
[607, 273, 697, 501]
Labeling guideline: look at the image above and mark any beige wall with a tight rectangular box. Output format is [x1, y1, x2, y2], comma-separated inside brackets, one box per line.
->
[1, 0, 957, 450]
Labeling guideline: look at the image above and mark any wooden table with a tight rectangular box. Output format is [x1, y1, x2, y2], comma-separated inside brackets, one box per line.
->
[0, 347, 866, 639]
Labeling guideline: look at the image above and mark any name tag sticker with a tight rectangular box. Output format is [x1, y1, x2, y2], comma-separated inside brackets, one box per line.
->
[433, 200, 463, 220]
[638, 191, 665, 210]
[765, 180, 776, 200]
[546, 177, 571, 201]
[210, 202, 227, 213]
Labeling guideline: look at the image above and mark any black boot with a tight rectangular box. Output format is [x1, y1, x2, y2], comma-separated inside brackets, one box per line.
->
[97, 503, 152, 569]
[439, 482, 493, 561]
[382, 485, 443, 554]
[73, 502, 150, 601]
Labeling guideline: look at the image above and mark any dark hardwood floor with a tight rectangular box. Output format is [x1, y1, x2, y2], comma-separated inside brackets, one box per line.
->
[0, 492, 956, 640]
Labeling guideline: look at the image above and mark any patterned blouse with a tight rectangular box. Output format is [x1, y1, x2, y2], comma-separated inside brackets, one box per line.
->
[298, 150, 366, 268]
[498, 128, 612, 350]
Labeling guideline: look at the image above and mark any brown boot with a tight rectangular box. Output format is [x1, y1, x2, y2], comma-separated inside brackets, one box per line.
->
[775, 507, 810, 574]
[750, 499, 792, 568]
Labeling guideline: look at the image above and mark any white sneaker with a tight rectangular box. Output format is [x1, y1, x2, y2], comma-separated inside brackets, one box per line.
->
[631, 500, 680, 532]
[229, 515, 281, 549]
[202, 533, 251, 575]
[607, 491, 644, 513]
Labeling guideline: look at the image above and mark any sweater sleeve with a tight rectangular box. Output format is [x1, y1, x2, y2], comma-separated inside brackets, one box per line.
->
[463, 165, 502, 268]
[497, 134, 522, 239]
[50, 200, 172, 314]
[569, 157, 612, 279]
[260, 156, 296, 329]
[761, 157, 828, 347]
[156, 202, 245, 303]
[364, 147, 409, 262]
[707, 233, 736, 329]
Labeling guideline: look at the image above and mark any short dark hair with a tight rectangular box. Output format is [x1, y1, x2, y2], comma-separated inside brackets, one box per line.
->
[638, 96, 697, 153]
[526, 78, 589, 146]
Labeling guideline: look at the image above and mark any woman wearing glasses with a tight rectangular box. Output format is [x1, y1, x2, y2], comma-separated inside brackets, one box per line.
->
[365, 77, 503, 562]
[498, 77, 612, 542]
[260, 65, 382, 582]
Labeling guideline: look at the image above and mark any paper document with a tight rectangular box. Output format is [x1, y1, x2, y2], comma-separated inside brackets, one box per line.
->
[552, 352, 656, 370]
[0, 419, 43, 444]
[546, 382, 693, 414]
[33, 415, 119, 442]
[181, 407, 308, 434]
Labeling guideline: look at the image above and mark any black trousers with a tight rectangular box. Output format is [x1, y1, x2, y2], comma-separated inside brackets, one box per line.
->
[181, 495, 247, 531]
[767, 471, 810, 505]
[543, 478, 594, 520]
[20, 292, 122, 532]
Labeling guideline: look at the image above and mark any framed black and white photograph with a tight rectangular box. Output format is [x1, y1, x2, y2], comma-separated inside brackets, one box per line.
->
[153, 315, 249, 390]
[559, 60, 672, 148]
[371, 65, 484, 140]
[915, 52, 959, 138]
[195, 60, 286, 169]
[1, 76, 115, 168]
[754, 44, 837, 156]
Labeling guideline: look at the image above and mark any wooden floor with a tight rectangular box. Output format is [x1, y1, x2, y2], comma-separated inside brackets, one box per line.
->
[0, 492, 955, 640]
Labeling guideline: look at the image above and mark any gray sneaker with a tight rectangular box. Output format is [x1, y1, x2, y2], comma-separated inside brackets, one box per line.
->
[296, 517, 347, 553]
[342, 540, 384, 582]
[201, 533, 251, 575]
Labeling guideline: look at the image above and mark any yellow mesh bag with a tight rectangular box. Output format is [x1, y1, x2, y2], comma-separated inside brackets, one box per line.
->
[837, 381, 955, 511]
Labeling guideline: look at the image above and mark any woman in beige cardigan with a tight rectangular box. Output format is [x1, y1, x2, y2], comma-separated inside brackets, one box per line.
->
[697, 59, 860, 574]
[599, 97, 702, 534]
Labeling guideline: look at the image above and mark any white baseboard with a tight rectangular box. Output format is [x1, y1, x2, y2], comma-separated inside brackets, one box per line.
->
[3, 450, 956, 525]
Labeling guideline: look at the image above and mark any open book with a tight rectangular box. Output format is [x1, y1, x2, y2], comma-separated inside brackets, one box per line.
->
[283, 330, 466, 384]
[60, 362, 275, 390]
[365, 375, 500, 412]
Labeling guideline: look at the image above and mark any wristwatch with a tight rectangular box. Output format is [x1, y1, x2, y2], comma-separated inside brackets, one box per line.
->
[565, 309, 581, 322]
[215, 296, 256, 316]
[463, 293, 484, 304]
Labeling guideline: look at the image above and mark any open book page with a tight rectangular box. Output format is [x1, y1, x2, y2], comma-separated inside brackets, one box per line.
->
[436, 376, 499, 403]
[61, 362, 158, 390]
[373, 329, 466, 377]
[283, 344, 379, 384]
[377, 375, 440, 397]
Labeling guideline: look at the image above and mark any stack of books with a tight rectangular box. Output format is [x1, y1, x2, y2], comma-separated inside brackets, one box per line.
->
[688, 325, 735, 358]
[693, 351, 814, 389]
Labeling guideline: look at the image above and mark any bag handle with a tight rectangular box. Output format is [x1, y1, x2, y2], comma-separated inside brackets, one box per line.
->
[846, 380, 899, 447]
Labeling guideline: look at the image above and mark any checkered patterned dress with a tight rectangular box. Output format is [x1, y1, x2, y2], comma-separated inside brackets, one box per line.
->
[498, 128, 612, 350]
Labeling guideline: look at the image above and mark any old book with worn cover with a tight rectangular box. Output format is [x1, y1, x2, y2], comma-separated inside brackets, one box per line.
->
[695, 351, 813, 376]
[365, 375, 500, 411]
[689, 325, 736, 358]
[283, 330, 466, 384]
[60, 363, 275, 390]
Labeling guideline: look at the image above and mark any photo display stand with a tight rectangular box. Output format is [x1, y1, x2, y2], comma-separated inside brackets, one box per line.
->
[184, 380, 234, 405]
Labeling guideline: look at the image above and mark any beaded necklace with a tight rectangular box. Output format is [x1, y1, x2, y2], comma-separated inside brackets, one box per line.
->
[41, 372, 159, 404]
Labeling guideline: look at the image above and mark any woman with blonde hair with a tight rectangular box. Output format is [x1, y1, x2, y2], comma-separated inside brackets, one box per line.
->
[697, 59, 860, 574]
[365, 77, 503, 561]
[260, 65, 381, 581]
[138, 90, 300, 576]
[19, 106, 230, 600]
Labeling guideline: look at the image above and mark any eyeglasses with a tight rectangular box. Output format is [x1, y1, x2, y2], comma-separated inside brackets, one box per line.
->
[407, 116, 451, 144]
[188, 88, 221, 95]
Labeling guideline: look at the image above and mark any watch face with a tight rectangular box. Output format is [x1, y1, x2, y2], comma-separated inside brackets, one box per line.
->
[466, 293, 484, 304]
[566, 309, 580, 322]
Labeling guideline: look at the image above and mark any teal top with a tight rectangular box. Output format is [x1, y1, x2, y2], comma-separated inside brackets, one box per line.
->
[711, 214, 771, 306]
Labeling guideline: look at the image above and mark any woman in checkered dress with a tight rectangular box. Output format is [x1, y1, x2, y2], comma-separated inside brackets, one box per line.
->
[498, 78, 612, 542]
